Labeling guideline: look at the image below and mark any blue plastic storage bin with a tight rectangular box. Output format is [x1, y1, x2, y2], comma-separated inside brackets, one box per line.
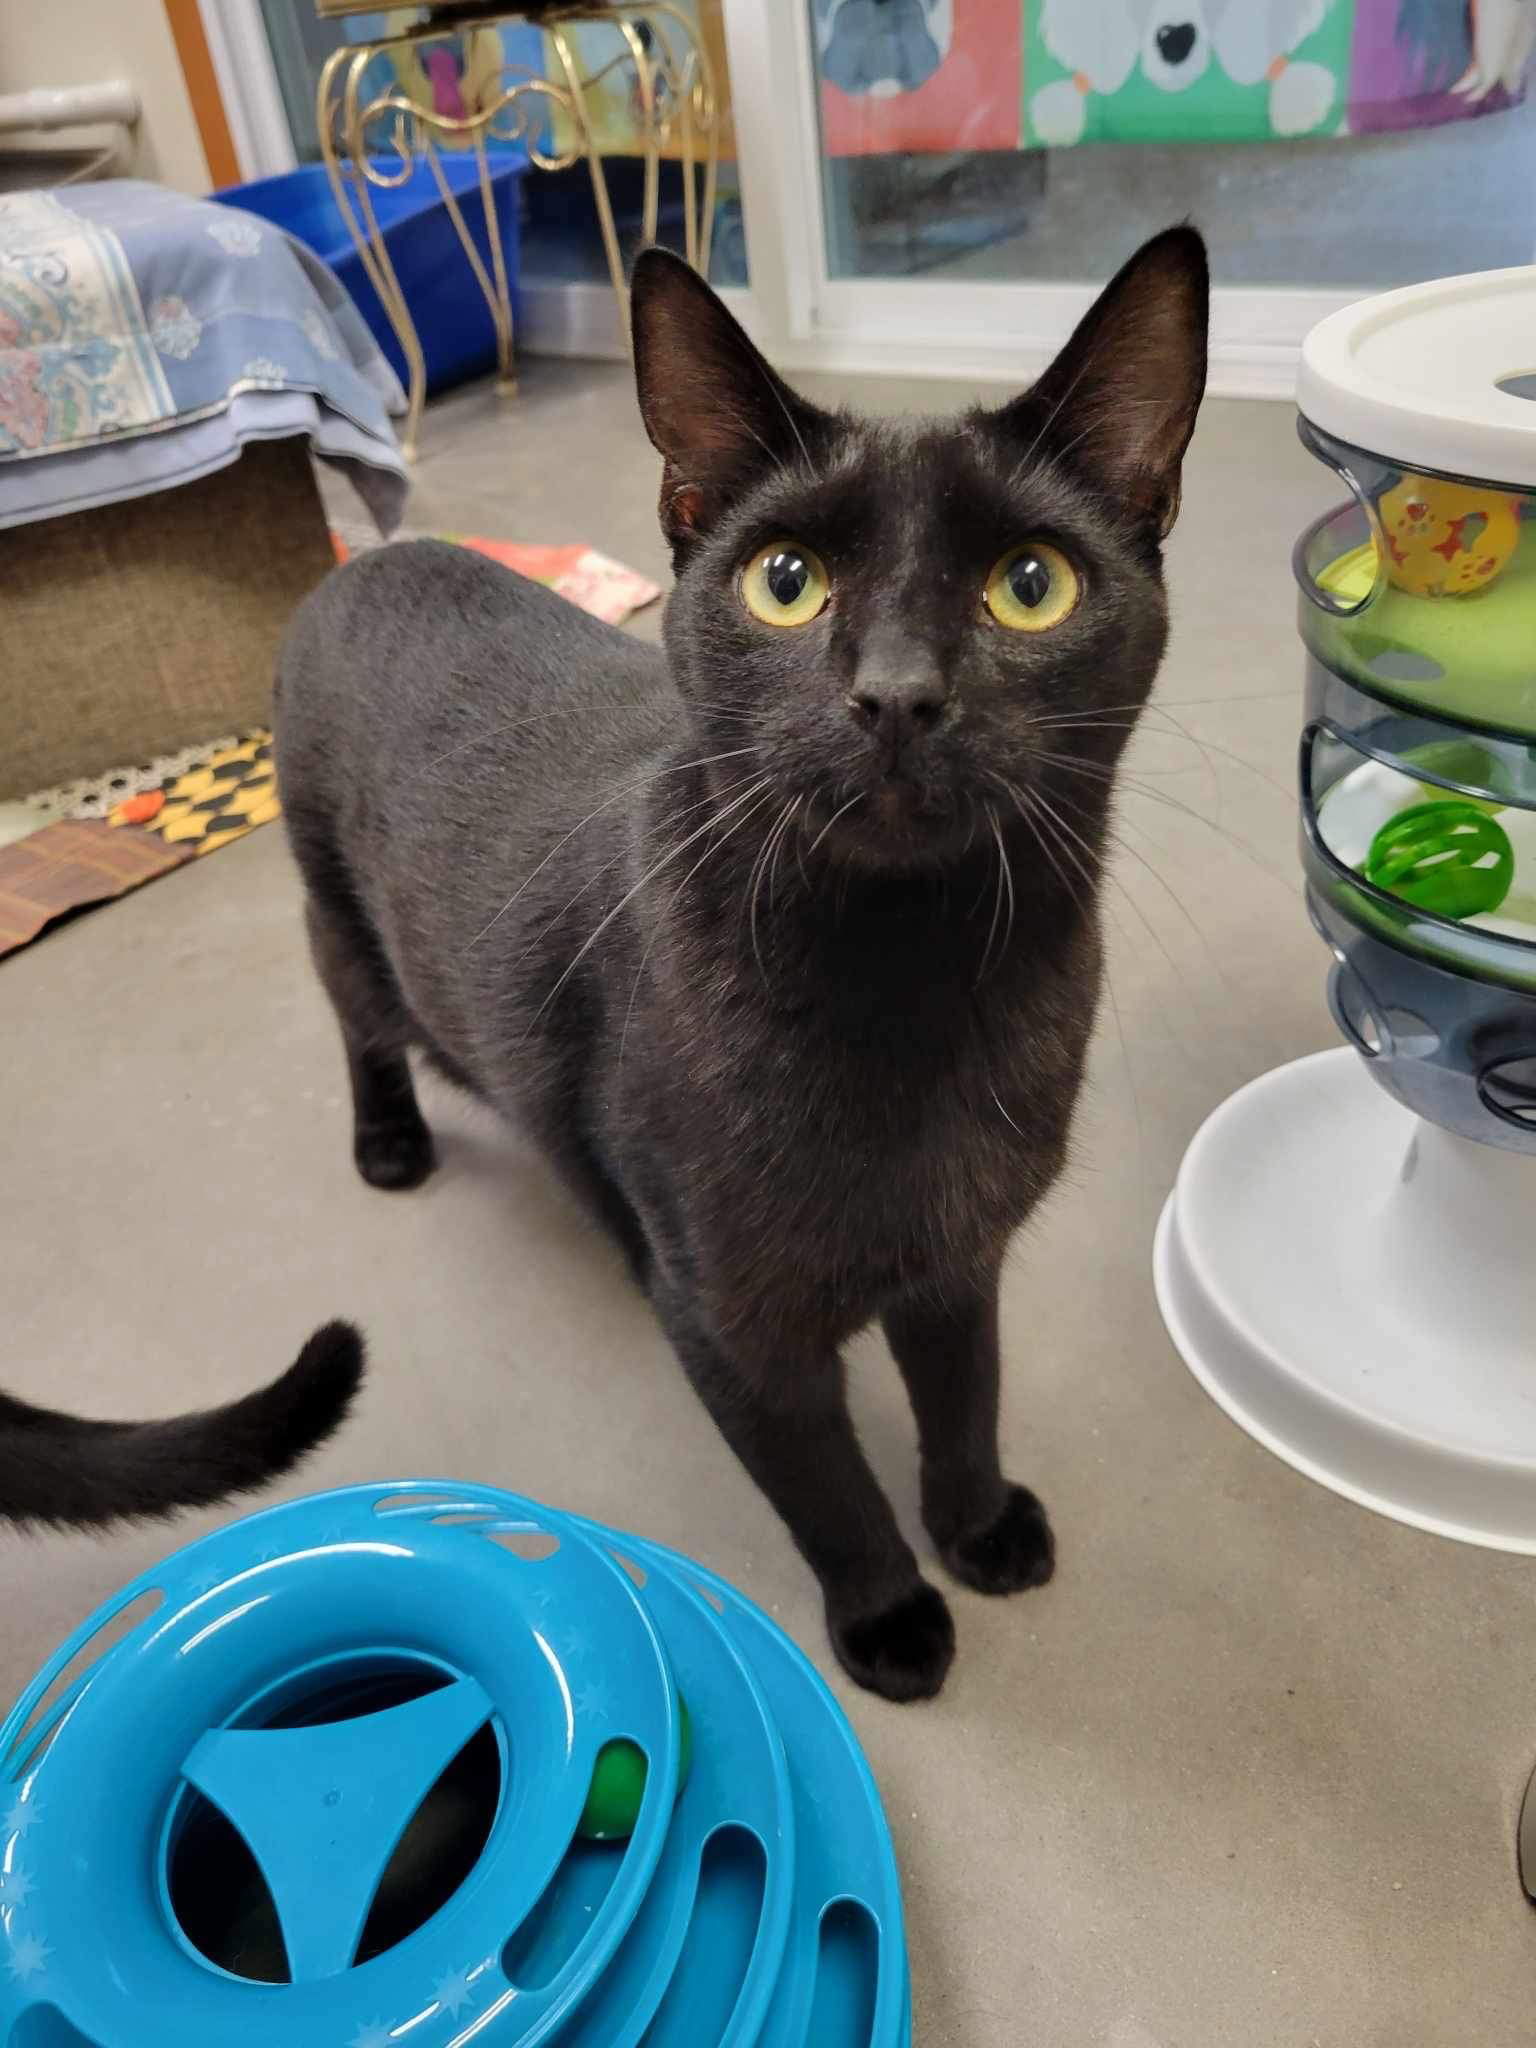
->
[215, 151, 528, 396]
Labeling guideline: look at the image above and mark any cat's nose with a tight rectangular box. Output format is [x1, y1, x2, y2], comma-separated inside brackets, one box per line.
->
[847, 653, 949, 758]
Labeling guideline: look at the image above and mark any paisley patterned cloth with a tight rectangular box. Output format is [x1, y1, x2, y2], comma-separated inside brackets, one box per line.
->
[0, 181, 408, 532]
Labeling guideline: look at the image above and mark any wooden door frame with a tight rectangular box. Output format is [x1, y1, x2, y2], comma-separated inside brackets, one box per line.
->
[162, 0, 242, 186]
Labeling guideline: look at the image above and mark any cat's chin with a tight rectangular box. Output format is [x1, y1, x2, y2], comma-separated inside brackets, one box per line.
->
[824, 780, 972, 873]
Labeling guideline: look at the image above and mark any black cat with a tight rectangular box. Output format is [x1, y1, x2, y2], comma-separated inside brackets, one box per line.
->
[275, 227, 1208, 1701]
[0, 1323, 362, 1527]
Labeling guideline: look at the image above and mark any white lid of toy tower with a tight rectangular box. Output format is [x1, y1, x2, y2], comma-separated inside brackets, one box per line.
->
[1298, 265, 1536, 490]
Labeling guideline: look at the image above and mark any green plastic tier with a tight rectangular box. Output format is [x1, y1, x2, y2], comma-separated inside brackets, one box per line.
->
[1300, 512, 1536, 740]
[1305, 733, 1536, 993]
[1304, 848, 1536, 994]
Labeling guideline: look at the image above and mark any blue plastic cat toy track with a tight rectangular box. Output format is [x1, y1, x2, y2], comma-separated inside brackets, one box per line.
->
[0, 1481, 910, 2046]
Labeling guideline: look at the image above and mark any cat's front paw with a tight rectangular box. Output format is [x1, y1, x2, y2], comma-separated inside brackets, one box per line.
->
[829, 1581, 955, 1702]
[354, 1119, 437, 1191]
[938, 1485, 1055, 1596]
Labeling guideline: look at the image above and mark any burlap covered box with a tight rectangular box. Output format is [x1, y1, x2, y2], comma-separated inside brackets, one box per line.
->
[1, 439, 335, 800]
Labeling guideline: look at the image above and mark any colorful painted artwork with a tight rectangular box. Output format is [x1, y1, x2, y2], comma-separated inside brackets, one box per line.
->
[539, 1, 738, 165]
[1349, 0, 1536, 132]
[816, 0, 1535, 153]
[816, 0, 1023, 157]
[342, 5, 738, 164]
[1023, 1, 1353, 145]
[345, 13, 552, 154]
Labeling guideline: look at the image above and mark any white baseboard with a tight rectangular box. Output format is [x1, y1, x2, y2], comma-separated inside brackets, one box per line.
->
[517, 278, 1337, 401]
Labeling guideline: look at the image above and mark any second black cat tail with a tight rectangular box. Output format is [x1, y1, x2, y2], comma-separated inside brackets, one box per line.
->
[0, 1320, 365, 1529]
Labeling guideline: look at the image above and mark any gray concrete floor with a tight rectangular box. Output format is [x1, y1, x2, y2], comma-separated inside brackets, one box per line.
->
[6, 363, 1536, 2044]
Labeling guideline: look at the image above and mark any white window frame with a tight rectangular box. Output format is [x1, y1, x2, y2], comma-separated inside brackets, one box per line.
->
[197, 0, 298, 182]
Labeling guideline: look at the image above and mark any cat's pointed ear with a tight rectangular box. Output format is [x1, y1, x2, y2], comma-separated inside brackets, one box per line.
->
[631, 248, 828, 551]
[993, 225, 1209, 539]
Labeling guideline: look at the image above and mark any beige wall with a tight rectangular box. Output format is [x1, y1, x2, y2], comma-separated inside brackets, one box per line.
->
[0, 0, 210, 192]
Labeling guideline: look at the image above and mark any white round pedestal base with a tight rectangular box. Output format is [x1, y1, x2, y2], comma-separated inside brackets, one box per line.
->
[1155, 1048, 1536, 1551]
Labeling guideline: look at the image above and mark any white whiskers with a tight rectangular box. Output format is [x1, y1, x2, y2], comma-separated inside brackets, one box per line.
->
[524, 775, 774, 1039]
[467, 748, 758, 950]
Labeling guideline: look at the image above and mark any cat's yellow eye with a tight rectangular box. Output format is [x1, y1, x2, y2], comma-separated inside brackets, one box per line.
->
[983, 541, 1080, 632]
[741, 540, 830, 628]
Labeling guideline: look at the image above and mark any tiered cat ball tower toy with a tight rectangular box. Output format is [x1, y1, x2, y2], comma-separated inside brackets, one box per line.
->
[1157, 266, 1536, 1554]
[0, 1483, 909, 2046]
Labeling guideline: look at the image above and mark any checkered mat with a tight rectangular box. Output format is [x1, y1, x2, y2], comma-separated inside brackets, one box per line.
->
[108, 731, 280, 854]
[0, 729, 275, 961]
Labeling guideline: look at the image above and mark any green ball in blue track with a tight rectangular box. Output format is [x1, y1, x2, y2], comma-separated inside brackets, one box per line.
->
[578, 1697, 694, 1841]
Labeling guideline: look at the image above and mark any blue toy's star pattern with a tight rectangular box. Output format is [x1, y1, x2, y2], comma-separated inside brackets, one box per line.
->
[0, 1868, 35, 1907]
[562, 1629, 591, 1665]
[433, 1966, 477, 2018]
[349, 2022, 393, 2048]
[3, 1803, 41, 1840]
[186, 1568, 225, 1597]
[574, 1681, 612, 1721]
[6, 1931, 50, 1983]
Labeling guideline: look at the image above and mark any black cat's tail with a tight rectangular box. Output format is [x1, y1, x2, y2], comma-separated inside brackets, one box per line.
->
[0, 1320, 365, 1530]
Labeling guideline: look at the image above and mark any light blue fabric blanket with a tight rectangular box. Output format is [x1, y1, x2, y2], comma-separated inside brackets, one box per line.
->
[0, 179, 408, 532]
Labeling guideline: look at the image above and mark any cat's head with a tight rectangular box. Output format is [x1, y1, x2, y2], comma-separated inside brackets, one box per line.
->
[631, 228, 1207, 877]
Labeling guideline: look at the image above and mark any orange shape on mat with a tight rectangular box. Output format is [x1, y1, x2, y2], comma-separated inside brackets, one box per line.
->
[109, 790, 166, 827]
